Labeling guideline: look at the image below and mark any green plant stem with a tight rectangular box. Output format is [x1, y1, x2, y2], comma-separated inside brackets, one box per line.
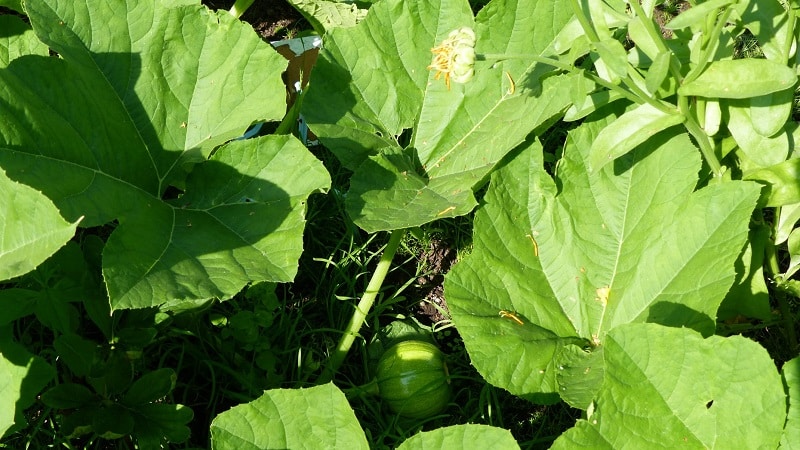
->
[317, 229, 406, 384]
[682, 7, 733, 86]
[678, 95, 723, 176]
[229, 0, 255, 19]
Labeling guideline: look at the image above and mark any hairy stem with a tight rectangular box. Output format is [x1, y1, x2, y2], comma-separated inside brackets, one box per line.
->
[317, 229, 406, 383]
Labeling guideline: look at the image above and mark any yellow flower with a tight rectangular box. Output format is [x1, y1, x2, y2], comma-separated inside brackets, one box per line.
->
[428, 27, 476, 89]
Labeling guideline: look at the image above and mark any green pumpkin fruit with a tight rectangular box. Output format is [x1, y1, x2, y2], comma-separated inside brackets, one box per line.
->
[376, 340, 451, 418]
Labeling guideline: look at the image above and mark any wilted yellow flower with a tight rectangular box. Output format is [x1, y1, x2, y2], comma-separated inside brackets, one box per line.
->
[428, 27, 476, 89]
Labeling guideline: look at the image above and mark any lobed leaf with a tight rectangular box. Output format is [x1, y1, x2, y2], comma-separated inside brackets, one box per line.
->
[0, 0, 330, 310]
[551, 324, 786, 449]
[397, 424, 520, 450]
[303, 0, 577, 232]
[445, 110, 760, 399]
[210, 383, 369, 450]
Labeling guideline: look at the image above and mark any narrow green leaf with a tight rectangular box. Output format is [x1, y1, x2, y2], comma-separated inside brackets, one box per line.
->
[644, 51, 670, 94]
[678, 59, 797, 98]
[0, 168, 79, 281]
[665, 0, 734, 30]
[594, 39, 628, 78]
[589, 103, 684, 172]
[397, 424, 520, 450]
[627, 16, 661, 60]
[210, 383, 369, 450]
[552, 324, 786, 449]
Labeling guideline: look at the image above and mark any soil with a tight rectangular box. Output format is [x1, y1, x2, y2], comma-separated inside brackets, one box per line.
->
[202, 0, 307, 40]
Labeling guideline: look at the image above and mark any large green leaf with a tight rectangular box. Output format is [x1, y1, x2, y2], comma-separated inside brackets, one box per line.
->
[445, 113, 760, 400]
[0, 167, 79, 281]
[303, 0, 577, 232]
[551, 323, 785, 448]
[0, 1, 330, 310]
[210, 383, 369, 449]
[397, 424, 520, 450]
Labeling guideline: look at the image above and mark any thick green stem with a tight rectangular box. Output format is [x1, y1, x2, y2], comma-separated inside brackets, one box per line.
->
[317, 229, 406, 384]
[229, 0, 255, 19]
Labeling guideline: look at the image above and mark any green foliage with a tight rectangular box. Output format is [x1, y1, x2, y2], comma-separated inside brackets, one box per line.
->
[303, 0, 577, 232]
[3, 0, 800, 447]
[0, 0, 329, 311]
[210, 383, 370, 449]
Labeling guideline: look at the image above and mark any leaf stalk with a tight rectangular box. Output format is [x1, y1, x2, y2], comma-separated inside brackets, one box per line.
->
[317, 229, 406, 383]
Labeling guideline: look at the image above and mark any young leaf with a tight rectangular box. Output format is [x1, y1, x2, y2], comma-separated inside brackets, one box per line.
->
[303, 0, 578, 232]
[0, 1, 330, 310]
[445, 114, 760, 400]
[589, 102, 684, 171]
[678, 59, 797, 99]
[551, 324, 786, 449]
[210, 383, 369, 450]
[0, 168, 79, 281]
[397, 424, 520, 450]
[665, 0, 734, 30]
